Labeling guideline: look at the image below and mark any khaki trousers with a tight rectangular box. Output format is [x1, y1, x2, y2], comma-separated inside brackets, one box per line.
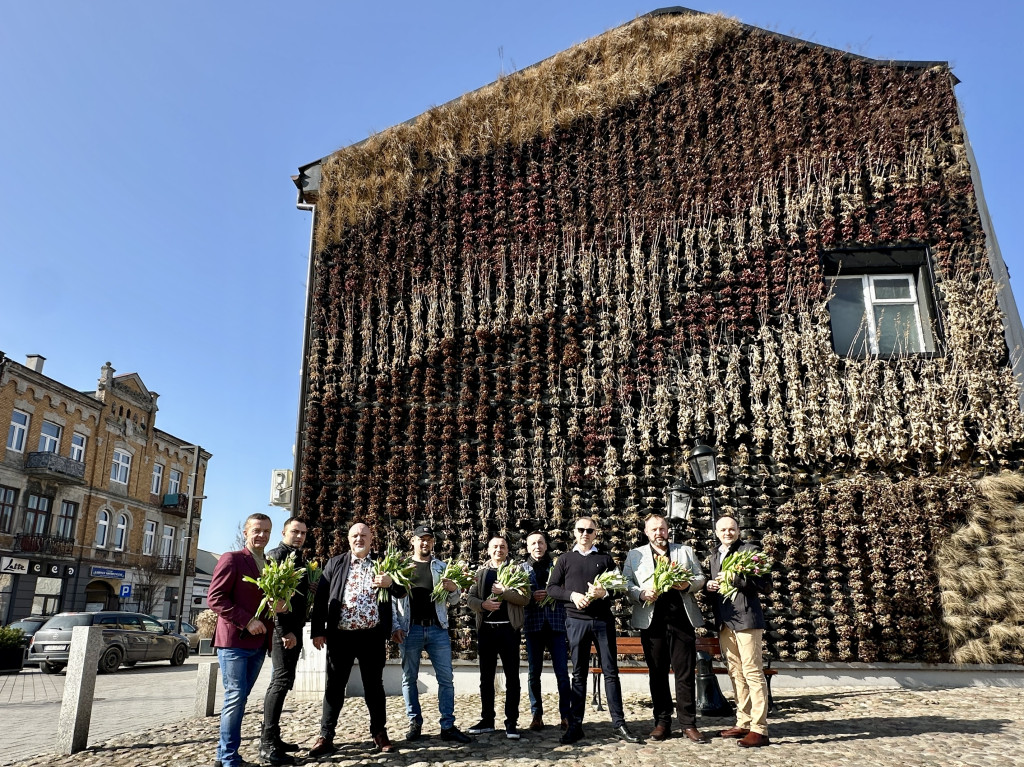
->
[718, 626, 768, 734]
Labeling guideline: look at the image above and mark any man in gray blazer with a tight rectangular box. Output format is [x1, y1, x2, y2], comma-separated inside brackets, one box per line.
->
[623, 514, 709, 744]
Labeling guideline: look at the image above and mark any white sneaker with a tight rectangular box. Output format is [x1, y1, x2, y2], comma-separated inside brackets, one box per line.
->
[467, 721, 496, 734]
[506, 726, 521, 739]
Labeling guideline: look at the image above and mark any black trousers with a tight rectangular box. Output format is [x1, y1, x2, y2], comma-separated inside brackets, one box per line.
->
[640, 620, 697, 727]
[478, 622, 521, 728]
[320, 624, 388, 739]
[262, 629, 302, 742]
[565, 616, 625, 728]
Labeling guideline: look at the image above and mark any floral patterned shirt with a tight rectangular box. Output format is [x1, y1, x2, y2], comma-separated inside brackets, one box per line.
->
[339, 554, 380, 630]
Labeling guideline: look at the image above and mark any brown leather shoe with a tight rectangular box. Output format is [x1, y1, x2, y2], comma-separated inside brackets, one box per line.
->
[560, 718, 569, 732]
[649, 723, 671, 741]
[737, 732, 770, 748]
[308, 736, 336, 758]
[529, 714, 545, 731]
[373, 731, 397, 754]
[682, 727, 710, 744]
[719, 727, 750, 739]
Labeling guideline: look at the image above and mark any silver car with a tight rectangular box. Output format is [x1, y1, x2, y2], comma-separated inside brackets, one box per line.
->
[160, 619, 199, 652]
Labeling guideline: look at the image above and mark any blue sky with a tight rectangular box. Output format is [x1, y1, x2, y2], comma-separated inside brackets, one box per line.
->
[1, 1, 1021, 554]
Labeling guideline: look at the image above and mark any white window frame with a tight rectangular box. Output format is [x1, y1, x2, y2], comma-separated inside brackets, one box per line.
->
[828, 274, 929, 357]
[142, 520, 157, 556]
[7, 410, 30, 453]
[70, 433, 87, 462]
[160, 524, 176, 557]
[168, 469, 182, 495]
[113, 513, 129, 551]
[111, 450, 131, 485]
[151, 464, 164, 495]
[95, 509, 110, 548]
[38, 420, 62, 453]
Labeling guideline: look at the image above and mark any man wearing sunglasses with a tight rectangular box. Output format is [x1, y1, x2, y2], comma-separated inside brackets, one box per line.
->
[546, 518, 643, 746]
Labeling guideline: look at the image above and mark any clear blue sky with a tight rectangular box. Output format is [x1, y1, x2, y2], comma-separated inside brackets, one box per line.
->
[2, 1, 1021, 555]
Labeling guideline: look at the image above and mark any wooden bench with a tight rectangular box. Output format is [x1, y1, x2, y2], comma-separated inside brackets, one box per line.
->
[588, 634, 777, 713]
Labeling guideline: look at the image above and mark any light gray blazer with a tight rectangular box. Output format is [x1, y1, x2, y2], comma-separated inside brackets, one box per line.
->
[623, 542, 706, 630]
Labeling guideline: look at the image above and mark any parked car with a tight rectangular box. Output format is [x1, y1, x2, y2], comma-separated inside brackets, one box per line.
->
[160, 620, 199, 652]
[27, 611, 190, 674]
[5, 616, 50, 648]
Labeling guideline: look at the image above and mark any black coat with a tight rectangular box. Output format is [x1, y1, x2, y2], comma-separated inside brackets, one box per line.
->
[707, 541, 768, 631]
[265, 542, 309, 638]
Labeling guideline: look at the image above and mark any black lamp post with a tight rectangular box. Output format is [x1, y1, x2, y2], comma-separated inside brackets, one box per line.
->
[686, 440, 720, 518]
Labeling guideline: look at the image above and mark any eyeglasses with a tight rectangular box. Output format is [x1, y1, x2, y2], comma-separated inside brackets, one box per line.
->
[576, 527, 596, 534]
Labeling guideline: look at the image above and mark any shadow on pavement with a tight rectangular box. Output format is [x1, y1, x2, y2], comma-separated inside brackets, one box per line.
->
[770, 714, 1012, 743]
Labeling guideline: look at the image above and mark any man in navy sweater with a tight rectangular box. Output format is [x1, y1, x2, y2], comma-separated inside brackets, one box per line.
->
[546, 517, 643, 745]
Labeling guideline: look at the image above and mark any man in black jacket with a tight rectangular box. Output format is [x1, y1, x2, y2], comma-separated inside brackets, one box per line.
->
[706, 515, 770, 748]
[546, 517, 642, 746]
[309, 522, 406, 758]
[259, 517, 311, 765]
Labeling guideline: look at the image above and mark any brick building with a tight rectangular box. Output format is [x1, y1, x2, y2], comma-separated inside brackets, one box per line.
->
[0, 353, 211, 623]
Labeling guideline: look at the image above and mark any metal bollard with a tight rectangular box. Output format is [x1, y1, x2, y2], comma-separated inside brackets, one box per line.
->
[195, 661, 220, 717]
[695, 650, 733, 717]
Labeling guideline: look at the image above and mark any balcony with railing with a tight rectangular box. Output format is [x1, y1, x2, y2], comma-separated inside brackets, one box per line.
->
[25, 452, 86, 484]
[160, 494, 201, 518]
[14, 532, 75, 556]
[154, 555, 196, 575]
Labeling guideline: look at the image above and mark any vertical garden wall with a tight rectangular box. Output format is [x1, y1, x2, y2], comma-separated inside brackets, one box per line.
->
[296, 12, 1024, 662]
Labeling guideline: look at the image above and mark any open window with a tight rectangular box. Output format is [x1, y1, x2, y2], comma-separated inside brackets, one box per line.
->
[822, 247, 942, 358]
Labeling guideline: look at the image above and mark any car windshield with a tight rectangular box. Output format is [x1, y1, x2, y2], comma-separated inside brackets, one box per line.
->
[9, 620, 43, 631]
[41, 615, 93, 629]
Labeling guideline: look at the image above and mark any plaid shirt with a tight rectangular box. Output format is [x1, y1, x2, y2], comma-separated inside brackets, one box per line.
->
[522, 559, 567, 634]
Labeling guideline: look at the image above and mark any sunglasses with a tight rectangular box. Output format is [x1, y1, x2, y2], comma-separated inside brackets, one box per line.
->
[576, 527, 596, 534]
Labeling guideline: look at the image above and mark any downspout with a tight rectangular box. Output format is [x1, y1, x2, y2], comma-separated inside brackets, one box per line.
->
[292, 199, 317, 514]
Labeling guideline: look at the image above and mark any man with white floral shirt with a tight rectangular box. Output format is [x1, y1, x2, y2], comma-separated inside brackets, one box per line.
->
[309, 523, 406, 758]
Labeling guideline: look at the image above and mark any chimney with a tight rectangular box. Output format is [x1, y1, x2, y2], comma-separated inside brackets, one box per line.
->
[25, 354, 46, 373]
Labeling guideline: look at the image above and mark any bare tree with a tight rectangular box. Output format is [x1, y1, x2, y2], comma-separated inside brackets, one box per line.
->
[132, 556, 167, 615]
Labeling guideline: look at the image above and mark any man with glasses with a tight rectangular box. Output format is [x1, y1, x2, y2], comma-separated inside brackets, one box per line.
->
[260, 516, 312, 765]
[391, 524, 473, 745]
[546, 518, 643, 745]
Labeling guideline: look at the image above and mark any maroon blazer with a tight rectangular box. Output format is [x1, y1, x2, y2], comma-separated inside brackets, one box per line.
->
[208, 548, 274, 651]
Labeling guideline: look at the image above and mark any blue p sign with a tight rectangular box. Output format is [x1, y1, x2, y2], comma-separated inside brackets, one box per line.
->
[119, 584, 132, 599]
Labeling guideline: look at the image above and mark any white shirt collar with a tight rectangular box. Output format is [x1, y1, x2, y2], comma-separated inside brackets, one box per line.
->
[574, 544, 598, 555]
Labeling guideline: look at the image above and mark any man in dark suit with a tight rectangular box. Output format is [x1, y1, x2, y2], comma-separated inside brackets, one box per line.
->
[706, 515, 770, 748]
[309, 522, 406, 758]
[259, 516, 311, 765]
[207, 513, 275, 767]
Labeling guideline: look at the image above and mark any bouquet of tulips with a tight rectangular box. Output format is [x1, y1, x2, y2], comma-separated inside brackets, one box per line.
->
[491, 561, 531, 602]
[646, 558, 695, 596]
[431, 559, 475, 603]
[374, 546, 415, 603]
[588, 569, 627, 597]
[539, 557, 559, 608]
[305, 560, 323, 618]
[718, 550, 772, 603]
[243, 552, 304, 619]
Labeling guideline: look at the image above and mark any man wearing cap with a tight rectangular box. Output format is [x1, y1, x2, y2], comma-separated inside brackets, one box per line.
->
[391, 524, 473, 745]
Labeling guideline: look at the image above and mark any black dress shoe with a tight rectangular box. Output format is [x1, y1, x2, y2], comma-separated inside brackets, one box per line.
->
[614, 724, 644, 744]
[259, 742, 296, 766]
[559, 725, 585, 744]
[440, 727, 472, 744]
[406, 721, 422, 741]
[276, 739, 300, 753]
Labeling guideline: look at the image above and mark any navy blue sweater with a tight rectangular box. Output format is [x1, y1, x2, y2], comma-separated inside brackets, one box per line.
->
[546, 549, 620, 621]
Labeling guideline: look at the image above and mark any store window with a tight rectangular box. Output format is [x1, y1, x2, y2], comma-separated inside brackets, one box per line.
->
[32, 576, 62, 615]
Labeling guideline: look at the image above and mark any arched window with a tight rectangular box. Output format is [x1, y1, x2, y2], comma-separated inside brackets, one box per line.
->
[95, 510, 110, 548]
[113, 513, 129, 551]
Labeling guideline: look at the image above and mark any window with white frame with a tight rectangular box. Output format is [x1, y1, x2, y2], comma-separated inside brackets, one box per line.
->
[823, 248, 940, 358]
[25, 495, 52, 536]
[151, 464, 164, 495]
[142, 520, 157, 555]
[0, 486, 16, 534]
[38, 420, 61, 453]
[113, 513, 129, 551]
[160, 524, 176, 557]
[110, 450, 131, 484]
[57, 500, 77, 539]
[95, 509, 110, 547]
[7, 410, 30, 452]
[168, 469, 182, 495]
[70, 433, 87, 462]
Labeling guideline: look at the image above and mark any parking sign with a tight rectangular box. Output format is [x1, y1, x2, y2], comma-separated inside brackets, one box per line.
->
[120, 583, 132, 599]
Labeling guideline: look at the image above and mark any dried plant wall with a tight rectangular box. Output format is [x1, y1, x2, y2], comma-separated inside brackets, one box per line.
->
[299, 12, 1024, 661]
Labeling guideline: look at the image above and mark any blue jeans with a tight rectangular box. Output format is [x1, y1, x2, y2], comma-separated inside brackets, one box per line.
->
[401, 624, 456, 730]
[217, 647, 266, 767]
[525, 625, 571, 720]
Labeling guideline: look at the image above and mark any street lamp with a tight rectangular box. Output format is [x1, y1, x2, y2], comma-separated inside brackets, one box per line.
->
[665, 479, 694, 521]
[687, 440, 719, 488]
[175, 444, 205, 634]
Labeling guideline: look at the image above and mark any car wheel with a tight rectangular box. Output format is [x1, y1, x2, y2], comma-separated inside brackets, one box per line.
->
[39, 662, 61, 675]
[170, 644, 188, 666]
[98, 647, 123, 674]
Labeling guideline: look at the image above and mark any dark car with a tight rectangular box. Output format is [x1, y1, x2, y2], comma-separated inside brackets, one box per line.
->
[160, 619, 199, 652]
[6, 616, 49, 648]
[27, 611, 190, 674]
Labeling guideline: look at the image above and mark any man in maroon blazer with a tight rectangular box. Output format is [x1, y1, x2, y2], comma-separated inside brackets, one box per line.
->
[208, 513, 275, 767]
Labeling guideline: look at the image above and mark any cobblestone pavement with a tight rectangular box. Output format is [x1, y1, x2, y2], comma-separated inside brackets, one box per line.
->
[5, 686, 1023, 767]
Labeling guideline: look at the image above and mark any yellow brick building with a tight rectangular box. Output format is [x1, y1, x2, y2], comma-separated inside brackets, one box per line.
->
[0, 352, 211, 622]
